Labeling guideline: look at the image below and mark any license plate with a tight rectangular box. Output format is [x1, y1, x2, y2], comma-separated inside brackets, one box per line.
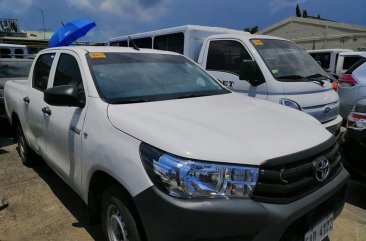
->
[304, 213, 334, 241]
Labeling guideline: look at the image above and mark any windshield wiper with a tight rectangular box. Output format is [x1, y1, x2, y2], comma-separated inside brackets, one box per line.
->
[111, 98, 152, 104]
[176, 93, 210, 99]
[276, 74, 328, 86]
[276, 75, 305, 80]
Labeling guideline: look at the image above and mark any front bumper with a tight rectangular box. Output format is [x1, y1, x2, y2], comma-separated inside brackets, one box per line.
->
[133, 168, 349, 241]
[323, 115, 343, 136]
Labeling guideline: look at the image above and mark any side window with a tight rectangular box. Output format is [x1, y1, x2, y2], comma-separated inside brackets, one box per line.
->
[206, 40, 252, 75]
[53, 54, 85, 103]
[32, 53, 55, 91]
[153, 32, 184, 54]
[343, 56, 364, 70]
[0, 48, 11, 58]
[133, 37, 152, 49]
[312, 53, 331, 69]
[54, 54, 83, 88]
[14, 49, 24, 59]
[110, 42, 119, 46]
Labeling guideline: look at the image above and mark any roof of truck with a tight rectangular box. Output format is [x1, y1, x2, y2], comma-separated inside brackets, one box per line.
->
[109, 25, 247, 42]
[41, 46, 182, 55]
[0, 43, 27, 48]
[339, 51, 366, 57]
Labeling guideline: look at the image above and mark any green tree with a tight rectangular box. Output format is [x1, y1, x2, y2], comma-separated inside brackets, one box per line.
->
[296, 4, 302, 17]
[303, 10, 308, 18]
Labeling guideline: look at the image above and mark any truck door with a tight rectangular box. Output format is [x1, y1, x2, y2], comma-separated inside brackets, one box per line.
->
[43, 52, 87, 190]
[203, 39, 267, 100]
[26, 53, 56, 155]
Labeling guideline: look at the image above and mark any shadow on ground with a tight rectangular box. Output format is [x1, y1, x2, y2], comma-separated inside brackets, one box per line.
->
[0, 118, 14, 150]
[31, 163, 105, 241]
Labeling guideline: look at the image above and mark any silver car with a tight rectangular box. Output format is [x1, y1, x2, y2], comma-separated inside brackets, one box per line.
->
[338, 58, 366, 119]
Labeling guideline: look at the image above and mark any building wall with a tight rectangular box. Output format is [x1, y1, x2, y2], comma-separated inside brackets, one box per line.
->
[259, 17, 366, 51]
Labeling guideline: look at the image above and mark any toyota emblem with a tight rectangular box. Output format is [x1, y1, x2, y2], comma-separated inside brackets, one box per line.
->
[314, 158, 330, 182]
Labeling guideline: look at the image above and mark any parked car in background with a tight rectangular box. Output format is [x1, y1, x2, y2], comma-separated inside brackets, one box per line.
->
[109, 25, 343, 136]
[336, 51, 366, 77]
[308, 49, 352, 79]
[5, 46, 349, 241]
[338, 58, 366, 119]
[0, 43, 31, 59]
[0, 58, 33, 118]
[343, 99, 366, 179]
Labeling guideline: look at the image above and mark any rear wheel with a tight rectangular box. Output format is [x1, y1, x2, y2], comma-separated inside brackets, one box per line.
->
[15, 126, 35, 166]
[101, 187, 142, 241]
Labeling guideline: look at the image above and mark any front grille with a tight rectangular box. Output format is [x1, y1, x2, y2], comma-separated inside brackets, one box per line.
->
[252, 143, 342, 204]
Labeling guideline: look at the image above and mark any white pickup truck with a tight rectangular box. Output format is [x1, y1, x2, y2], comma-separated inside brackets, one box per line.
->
[4, 46, 349, 241]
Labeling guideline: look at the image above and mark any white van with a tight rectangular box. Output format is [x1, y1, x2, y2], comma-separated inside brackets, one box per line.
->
[0, 43, 30, 59]
[308, 49, 352, 78]
[109, 25, 343, 135]
[336, 51, 366, 77]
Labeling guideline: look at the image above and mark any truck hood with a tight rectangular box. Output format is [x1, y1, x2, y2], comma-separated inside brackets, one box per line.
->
[107, 93, 332, 166]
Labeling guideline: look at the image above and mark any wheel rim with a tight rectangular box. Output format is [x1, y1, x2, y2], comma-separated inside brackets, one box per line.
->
[106, 204, 129, 241]
[17, 129, 25, 160]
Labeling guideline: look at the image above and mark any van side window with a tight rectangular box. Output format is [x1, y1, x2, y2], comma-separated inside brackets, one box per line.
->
[0, 48, 11, 58]
[32, 53, 55, 91]
[110, 41, 128, 47]
[206, 40, 252, 75]
[153, 32, 184, 54]
[310, 53, 331, 69]
[343, 56, 364, 70]
[14, 49, 24, 59]
[133, 37, 152, 49]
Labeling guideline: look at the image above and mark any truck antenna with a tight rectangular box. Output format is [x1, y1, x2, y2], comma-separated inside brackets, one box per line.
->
[128, 36, 140, 51]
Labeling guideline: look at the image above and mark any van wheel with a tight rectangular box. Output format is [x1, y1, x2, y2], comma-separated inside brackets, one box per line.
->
[15, 126, 34, 166]
[101, 187, 141, 241]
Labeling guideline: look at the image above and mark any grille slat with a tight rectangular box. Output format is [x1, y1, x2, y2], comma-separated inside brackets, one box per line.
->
[252, 144, 342, 204]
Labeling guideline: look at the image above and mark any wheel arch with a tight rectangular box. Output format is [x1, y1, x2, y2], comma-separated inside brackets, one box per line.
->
[87, 170, 147, 240]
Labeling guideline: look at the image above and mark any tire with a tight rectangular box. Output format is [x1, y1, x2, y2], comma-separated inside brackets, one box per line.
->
[15, 126, 35, 166]
[101, 186, 142, 241]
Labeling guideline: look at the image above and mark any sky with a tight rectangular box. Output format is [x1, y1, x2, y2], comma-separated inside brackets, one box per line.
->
[1, 0, 366, 42]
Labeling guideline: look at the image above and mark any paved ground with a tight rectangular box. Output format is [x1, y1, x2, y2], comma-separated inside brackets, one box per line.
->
[0, 119, 365, 241]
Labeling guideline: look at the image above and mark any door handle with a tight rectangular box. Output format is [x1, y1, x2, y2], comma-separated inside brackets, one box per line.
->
[23, 96, 30, 103]
[42, 107, 52, 115]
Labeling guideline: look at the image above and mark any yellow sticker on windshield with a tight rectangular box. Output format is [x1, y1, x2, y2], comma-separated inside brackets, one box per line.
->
[251, 39, 263, 46]
[89, 52, 106, 58]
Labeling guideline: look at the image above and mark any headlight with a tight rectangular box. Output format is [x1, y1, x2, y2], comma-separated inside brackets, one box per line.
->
[140, 143, 259, 199]
[279, 98, 301, 110]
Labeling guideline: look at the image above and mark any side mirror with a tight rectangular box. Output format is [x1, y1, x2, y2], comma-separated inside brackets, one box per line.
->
[44, 85, 85, 108]
[239, 60, 264, 87]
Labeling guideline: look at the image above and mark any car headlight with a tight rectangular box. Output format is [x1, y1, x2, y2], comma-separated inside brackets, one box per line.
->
[279, 98, 301, 110]
[140, 143, 259, 199]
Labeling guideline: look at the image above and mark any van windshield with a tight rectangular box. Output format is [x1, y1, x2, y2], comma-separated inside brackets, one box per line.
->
[251, 39, 329, 82]
[87, 53, 229, 103]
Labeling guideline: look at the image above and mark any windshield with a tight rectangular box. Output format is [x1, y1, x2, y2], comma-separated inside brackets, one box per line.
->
[87, 53, 229, 103]
[251, 39, 329, 82]
[0, 60, 32, 80]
